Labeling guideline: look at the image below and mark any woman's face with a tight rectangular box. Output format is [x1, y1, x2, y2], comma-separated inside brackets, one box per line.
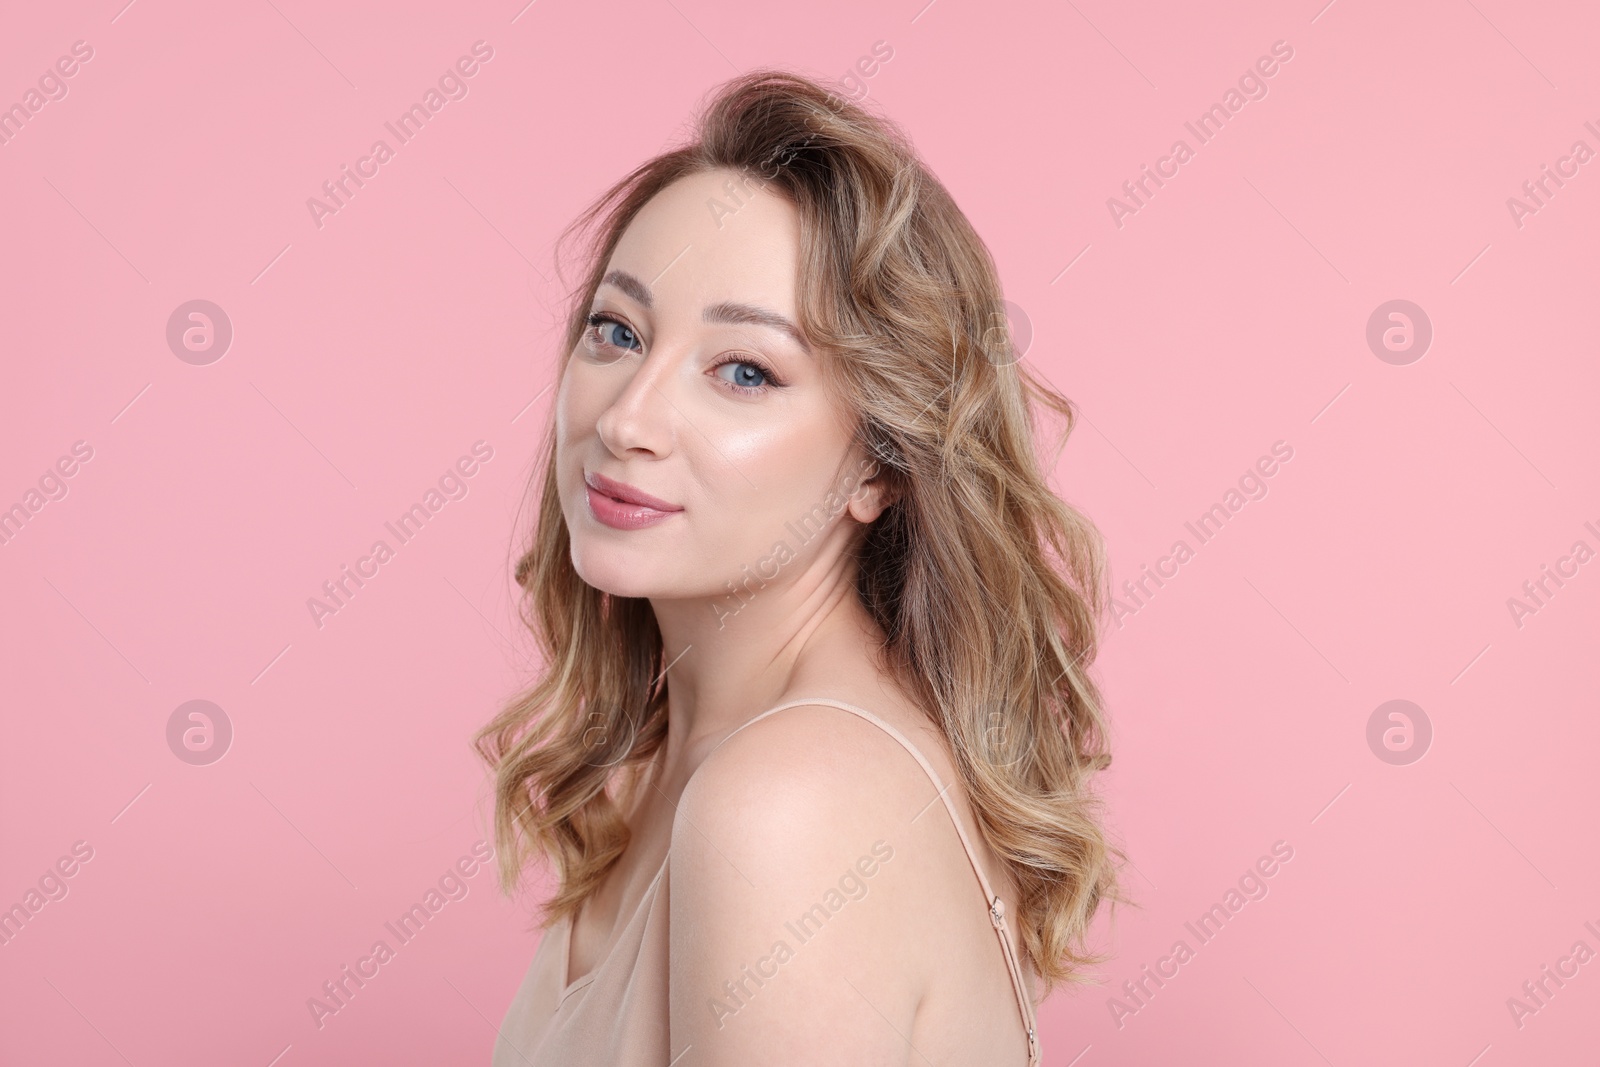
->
[555, 167, 885, 602]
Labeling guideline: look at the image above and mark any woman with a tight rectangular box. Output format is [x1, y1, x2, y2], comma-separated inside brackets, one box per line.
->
[476, 68, 1121, 1066]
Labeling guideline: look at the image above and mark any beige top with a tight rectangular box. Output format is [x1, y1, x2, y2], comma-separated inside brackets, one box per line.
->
[490, 696, 1041, 1066]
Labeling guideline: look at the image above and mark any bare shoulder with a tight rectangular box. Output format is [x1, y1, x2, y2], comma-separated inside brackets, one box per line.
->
[674, 699, 950, 862]
[667, 702, 943, 1061]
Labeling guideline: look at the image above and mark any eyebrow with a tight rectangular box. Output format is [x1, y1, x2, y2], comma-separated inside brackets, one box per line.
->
[598, 269, 810, 353]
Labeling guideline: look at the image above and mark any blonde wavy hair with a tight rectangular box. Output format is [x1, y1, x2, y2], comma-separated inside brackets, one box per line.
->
[475, 68, 1123, 991]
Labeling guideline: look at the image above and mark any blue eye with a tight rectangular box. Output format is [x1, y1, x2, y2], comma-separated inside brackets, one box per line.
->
[712, 357, 785, 396]
[719, 362, 768, 389]
[584, 312, 642, 354]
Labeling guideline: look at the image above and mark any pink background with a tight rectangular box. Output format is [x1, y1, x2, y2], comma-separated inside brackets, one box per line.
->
[2, 0, 1597, 1064]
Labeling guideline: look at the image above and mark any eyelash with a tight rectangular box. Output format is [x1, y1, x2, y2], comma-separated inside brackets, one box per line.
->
[582, 311, 787, 396]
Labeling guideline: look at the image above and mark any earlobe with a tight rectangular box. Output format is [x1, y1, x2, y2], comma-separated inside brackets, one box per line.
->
[847, 477, 897, 524]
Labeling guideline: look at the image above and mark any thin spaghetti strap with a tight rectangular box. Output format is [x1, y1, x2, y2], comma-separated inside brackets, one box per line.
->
[711, 696, 1041, 1065]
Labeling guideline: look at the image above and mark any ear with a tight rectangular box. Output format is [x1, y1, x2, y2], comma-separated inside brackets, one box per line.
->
[844, 460, 899, 525]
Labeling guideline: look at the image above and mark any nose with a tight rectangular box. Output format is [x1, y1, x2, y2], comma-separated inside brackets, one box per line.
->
[592, 340, 679, 461]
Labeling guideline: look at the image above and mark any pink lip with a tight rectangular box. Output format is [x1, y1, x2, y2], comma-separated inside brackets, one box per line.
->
[584, 472, 682, 530]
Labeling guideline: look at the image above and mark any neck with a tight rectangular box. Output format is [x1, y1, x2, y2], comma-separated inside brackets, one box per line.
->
[646, 540, 874, 774]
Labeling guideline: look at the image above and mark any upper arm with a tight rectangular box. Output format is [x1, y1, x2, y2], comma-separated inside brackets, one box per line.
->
[667, 707, 925, 1066]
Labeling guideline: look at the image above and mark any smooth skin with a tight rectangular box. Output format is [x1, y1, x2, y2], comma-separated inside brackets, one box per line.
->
[554, 167, 1033, 1065]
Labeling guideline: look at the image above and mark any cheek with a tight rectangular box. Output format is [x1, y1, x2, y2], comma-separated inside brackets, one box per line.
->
[709, 434, 850, 539]
[707, 421, 805, 471]
[554, 366, 598, 494]
[555, 361, 614, 456]
[556, 356, 599, 428]
[703, 394, 847, 475]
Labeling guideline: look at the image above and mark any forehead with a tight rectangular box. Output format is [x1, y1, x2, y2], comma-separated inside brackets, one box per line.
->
[605, 168, 803, 316]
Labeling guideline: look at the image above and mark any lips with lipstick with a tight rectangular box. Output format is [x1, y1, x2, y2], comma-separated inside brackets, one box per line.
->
[584, 471, 683, 530]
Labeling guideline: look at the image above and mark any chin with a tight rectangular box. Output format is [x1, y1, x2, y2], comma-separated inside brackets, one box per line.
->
[567, 542, 668, 600]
